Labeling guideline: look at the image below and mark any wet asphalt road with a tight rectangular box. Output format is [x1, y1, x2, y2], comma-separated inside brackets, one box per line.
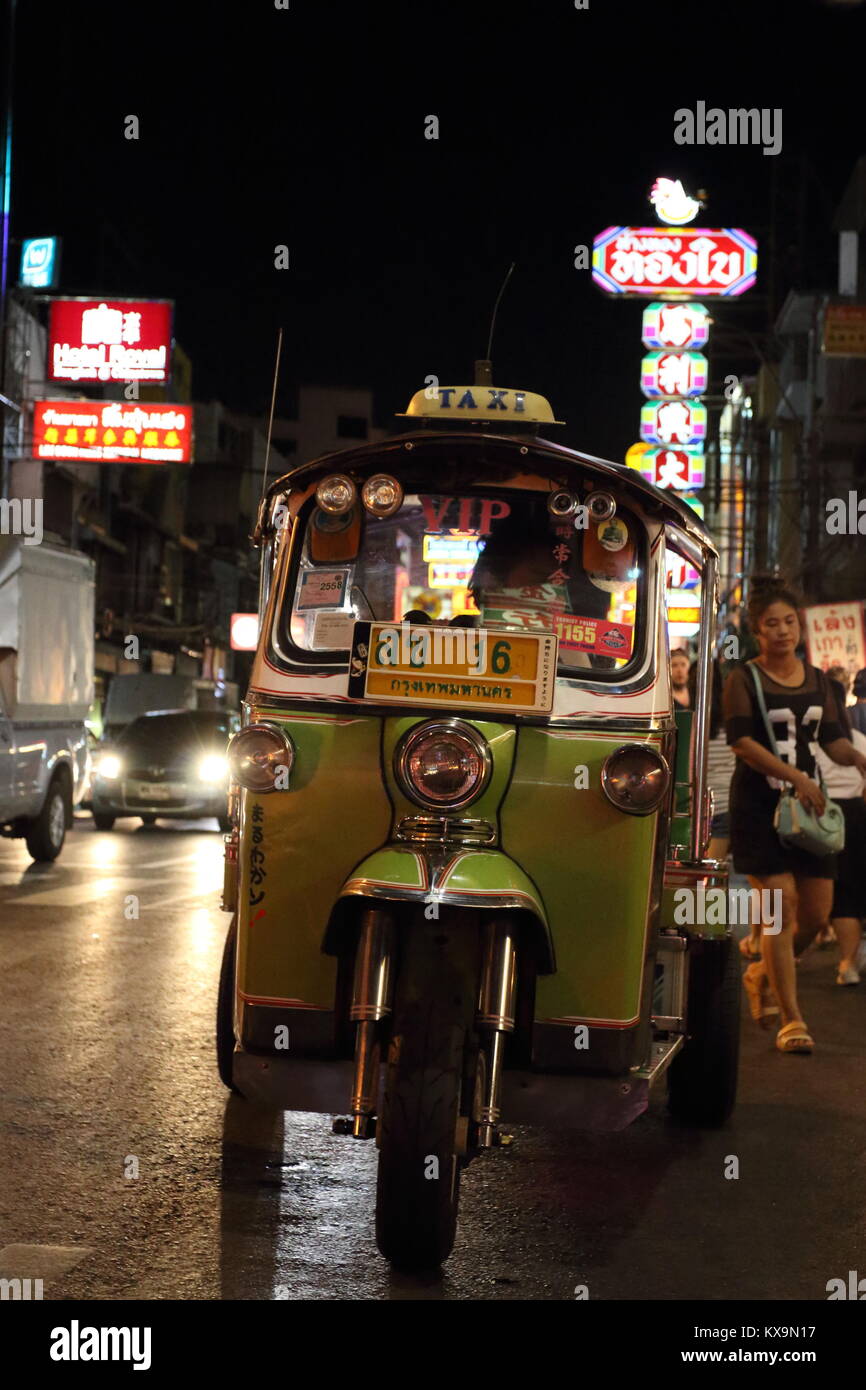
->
[1, 815, 864, 1302]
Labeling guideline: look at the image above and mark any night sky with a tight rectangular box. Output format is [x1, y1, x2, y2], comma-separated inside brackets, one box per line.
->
[9, 0, 866, 460]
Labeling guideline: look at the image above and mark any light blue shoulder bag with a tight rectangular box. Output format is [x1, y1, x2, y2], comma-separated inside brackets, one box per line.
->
[748, 664, 845, 858]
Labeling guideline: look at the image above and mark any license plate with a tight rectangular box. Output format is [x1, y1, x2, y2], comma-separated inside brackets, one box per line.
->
[144, 784, 171, 800]
[347, 622, 557, 714]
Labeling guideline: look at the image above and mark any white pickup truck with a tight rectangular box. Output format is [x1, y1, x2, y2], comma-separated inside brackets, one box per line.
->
[0, 540, 94, 861]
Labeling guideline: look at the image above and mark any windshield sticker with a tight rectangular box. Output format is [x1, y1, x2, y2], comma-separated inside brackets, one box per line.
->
[297, 568, 349, 610]
[419, 496, 511, 534]
[312, 611, 355, 648]
[553, 613, 634, 659]
[480, 586, 567, 632]
[597, 518, 629, 552]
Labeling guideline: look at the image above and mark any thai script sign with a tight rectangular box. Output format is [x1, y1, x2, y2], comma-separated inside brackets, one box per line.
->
[347, 622, 557, 713]
[803, 602, 866, 681]
[33, 400, 191, 463]
[592, 226, 757, 297]
[822, 304, 866, 358]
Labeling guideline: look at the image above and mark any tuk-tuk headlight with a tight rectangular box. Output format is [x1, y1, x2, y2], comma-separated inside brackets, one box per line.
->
[361, 474, 403, 517]
[316, 475, 357, 514]
[227, 723, 294, 793]
[601, 745, 670, 816]
[395, 720, 491, 811]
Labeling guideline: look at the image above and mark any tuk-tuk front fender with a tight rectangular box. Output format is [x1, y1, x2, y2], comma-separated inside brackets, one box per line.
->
[327, 845, 554, 973]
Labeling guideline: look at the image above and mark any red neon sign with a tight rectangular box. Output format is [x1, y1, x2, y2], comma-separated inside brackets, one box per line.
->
[33, 400, 192, 464]
[48, 298, 173, 383]
[592, 227, 757, 298]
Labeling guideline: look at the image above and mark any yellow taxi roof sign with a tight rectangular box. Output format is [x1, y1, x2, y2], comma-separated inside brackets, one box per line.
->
[397, 385, 564, 426]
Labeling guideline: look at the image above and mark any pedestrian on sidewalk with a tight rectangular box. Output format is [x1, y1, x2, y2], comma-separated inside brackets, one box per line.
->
[706, 662, 737, 864]
[723, 578, 866, 1054]
[849, 668, 866, 738]
[815, 677, 866, 986]
[670, 648, 691, 710]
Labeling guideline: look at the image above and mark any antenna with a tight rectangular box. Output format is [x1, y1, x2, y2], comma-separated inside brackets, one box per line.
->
[485, 261, 515, 362]
[260, 325, 284, 503]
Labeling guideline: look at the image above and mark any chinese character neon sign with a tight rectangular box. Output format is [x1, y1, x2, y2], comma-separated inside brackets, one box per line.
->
[640, 399, 708, 445]
[48, 298, 173, 383]
[641, 350, 708, 399]
[33, 400, 191, 464]
[642, 301, 710, 349]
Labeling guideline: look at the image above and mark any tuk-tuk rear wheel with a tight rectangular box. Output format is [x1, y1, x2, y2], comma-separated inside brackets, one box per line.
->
[375, 911, 481, 1270]
[667, 935, 740, 1127]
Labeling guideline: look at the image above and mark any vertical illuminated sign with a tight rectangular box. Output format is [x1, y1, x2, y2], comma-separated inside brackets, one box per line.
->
[19, 236, 60, 289]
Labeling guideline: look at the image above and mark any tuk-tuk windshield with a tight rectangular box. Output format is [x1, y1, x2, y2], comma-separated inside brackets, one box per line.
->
[284, 489, 643, 676]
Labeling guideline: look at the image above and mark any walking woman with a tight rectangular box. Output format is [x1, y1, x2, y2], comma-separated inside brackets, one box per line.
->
[723, 579, 866, 1053]
[815, 678, 866, 985]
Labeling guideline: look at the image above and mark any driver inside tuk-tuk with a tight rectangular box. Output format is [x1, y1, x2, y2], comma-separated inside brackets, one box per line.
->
[467, 510, 615, 671]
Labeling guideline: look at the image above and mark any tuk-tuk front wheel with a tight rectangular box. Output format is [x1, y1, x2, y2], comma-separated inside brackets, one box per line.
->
[216, 913, 240, 1092]
[375, 911, 480, 1270]
[667, 935, 741, 1127]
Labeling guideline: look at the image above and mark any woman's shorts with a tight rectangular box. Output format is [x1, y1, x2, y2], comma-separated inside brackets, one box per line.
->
[832, 797, 866, 919]
[710, 810, 730, 838]
[730, 819, 838, 880]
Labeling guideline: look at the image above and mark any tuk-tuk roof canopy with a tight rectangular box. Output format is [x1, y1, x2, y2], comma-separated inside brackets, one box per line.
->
[257, 428, 717, 557]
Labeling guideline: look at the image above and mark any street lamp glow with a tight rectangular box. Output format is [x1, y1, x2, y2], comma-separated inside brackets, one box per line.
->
[230, 612, 259, 651]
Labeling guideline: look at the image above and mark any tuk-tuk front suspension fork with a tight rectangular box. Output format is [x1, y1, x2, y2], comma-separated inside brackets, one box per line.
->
[475, 918, 518, 1148]
[345, 908, 517, 1149]
[348, 907, 395, 1138]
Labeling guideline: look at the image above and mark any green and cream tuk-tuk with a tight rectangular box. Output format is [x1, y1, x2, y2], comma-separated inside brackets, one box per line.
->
[217, 366, 738, 1269]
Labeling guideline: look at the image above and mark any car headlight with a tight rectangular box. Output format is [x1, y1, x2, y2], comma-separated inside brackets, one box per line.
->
[395, 720, 491, 810]
[97, 753, 122, 780]
[198, 754, 228, 784]
[227, 723, 294, 793]
[601, 744, 670, 816]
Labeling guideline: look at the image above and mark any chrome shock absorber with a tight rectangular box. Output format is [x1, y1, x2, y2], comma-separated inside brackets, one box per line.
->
[348, 906, 395, 1138]
[476, 918, 518, 1148]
